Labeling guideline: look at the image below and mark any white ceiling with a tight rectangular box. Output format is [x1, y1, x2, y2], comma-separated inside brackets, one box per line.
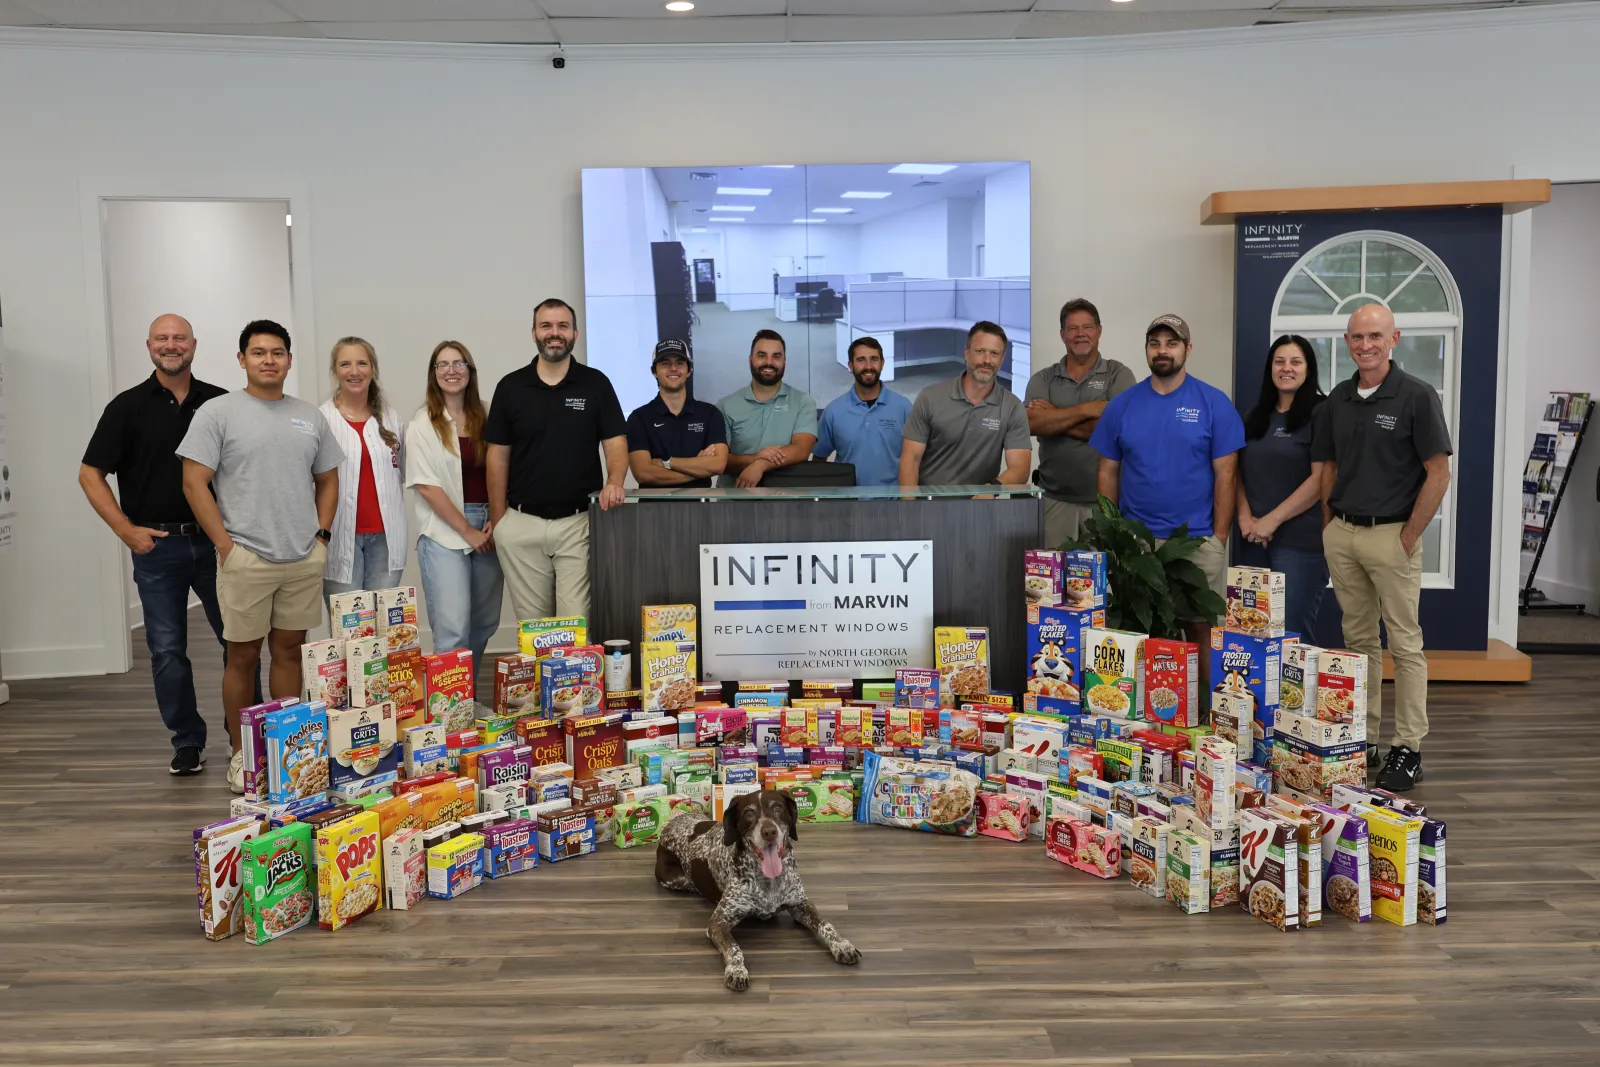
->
[0, 0, 1589, 45]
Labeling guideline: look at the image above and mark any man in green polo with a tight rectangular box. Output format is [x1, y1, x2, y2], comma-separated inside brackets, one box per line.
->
[716, 329, 819, 488]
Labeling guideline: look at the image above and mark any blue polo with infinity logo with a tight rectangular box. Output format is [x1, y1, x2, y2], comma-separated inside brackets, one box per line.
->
[813, 386, 913, 486]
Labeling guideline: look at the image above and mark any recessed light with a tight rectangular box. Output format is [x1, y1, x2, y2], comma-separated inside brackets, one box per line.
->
[1111, 0, 1133, 4]
[716, 187, 771, 196]
[711, 204, 756, 212]
[888, 163, 957, 175]
[761, 164, 796, 169]
[665, 2, 695, 12]
[688, 227, 707, 233]
[791, 219, 824, 224]
[708, 217, 745, 222]
[812, 207, 853, 214]
[840, 191, 891, 199]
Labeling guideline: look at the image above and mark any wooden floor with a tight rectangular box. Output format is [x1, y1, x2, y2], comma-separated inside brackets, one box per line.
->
[2, 629, 1599, 1066]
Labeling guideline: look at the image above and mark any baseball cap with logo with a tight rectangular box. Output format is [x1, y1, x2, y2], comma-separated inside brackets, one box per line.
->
[652, 338, 692, 367]
[1145, 314, 1191, 343]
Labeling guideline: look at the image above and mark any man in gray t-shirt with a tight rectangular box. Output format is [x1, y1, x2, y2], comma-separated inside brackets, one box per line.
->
[177, 319, 342, 794]
[900, 321, 1032, 487]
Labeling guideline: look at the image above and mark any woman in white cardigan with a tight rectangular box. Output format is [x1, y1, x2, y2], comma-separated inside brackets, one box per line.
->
[319, 337, 407, 598]
[405, 340, 503, 675]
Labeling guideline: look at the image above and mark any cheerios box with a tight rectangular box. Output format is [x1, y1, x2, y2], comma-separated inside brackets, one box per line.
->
[1143, 638, 1199, 727]
[316, 809, 382, 931]
[425, 649, 475, 732]
[301, 639, 348, 709]
[375, 586, 420, 653]
[329, 590, 377, 641]
[1210, 628, 1285, 764]
[346, 636, 389, 709]
[265, 701, 329, 805]
[1081, 628, 1146, 720]
[1226, 566, 1286, 637]
[1352, 802, 1422, 927]
[641, 603, 697, 644]
[1315, 649, 1367, 726]
[641, 641, 697, 713]
[1025, 604, 1098, 715]
[241, 821, 315, 945]
[518, 616, 587, 657]
[934, 627, 990, 708]
[327, 702, 398, 794]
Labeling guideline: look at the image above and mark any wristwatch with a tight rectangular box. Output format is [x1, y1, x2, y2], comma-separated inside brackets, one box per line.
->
[315, 528, 332, 543]
[662, 458, 673, 471]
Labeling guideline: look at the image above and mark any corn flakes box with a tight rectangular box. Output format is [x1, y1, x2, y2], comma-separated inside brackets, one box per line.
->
[641, 603, 697, 644]
[934, 627, 990, 708]
[316, 810, 382, 931]
[425, 649, 475, 732]
[1354, 802, 1423, 927]
[329, 590, 377, 641]
[265, 701, 329, 804]
[1143, 638, 1199, 727]
[1063, 549, 1107, 611]
[240, 822, 315, 945]
[301, 639, 348, 709]
[426, 832, 485, 898]
[641, 640, 697, 713]
[518, 616, 588, 656]
[345, 636, 390, 709]
[1081, 628, 1145, 720]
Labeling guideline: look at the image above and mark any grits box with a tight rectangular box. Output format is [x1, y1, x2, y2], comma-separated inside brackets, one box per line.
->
[641, 640, 697, 713]
[1316, 649, 1367, 725]
[1081, 628, 1145, 720]
[385, 647, 425, 728]
[241, 822, 315, 945]
[375, 585, 420, 653]
[327, 702, 398, 794]
[194, 815, 263, 941]
[1225, 565, 1286, 637]
[329, 590, 377, 641]
[494, 653, 540, 717]
[316, 810, 383, 931]
[933, 627, 990, 708]
[345, 636, 390, 708]
[1023, 549, 1064, 607]
[1026, 604, 1098, 714]
[518, 616, 587, 657]
[894, 668, 940, 710]
[425, 649, 475, 732]
[1280, 641, 1320, 719]
[1130, 816, 1168, 897]
[642, 603, 697, 644]
[1143, 638, 1199, 727]
[301, 639, 348, 709]
[1239, 808, 1299, 931]
[564, 711, 625, 777]
[1210, 628, 1284, 765]
[1062, 549, 1107, 611]
[383, 827, 426, 910]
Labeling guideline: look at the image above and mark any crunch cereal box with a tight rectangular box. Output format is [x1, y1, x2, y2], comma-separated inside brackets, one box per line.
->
[933, 627, 989, 708]
[345, 636, 389, 709]
[425, 649, 475, 732]
[1081, 627, 1145, 720]
[641, 603, 697, 644]
[375, 585, 420, 653]
[518, 616, 587, 657]
[316, 809, 382, 931]
[301, 639, 348, 709]
[641, 640, 697, 713]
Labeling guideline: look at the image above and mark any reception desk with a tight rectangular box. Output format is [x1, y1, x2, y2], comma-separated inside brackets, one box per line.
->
[588, 485, 1043, 692]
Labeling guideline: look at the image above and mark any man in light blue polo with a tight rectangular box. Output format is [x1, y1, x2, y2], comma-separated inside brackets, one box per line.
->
[717, 329, 818, 488]
[813, 336, 911, 486]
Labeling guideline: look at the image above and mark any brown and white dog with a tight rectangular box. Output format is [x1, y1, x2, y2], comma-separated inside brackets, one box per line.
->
[655, 789, 860, 991]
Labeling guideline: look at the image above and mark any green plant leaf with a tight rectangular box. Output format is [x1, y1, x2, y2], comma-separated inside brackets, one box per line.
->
[1166, 559, 1210, 591]
[1125, 551, 1168, 594]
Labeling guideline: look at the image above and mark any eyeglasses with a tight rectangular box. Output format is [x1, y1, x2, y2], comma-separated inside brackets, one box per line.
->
[434, 361, 470, 373]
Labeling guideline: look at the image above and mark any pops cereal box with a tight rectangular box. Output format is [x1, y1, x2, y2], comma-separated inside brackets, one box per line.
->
[1081, 627, 1145, 720]
[1143, 638, 1200, 727]
[425, 649, 475, 732]
[1062, 549, 1107, 611]
[329, 590, 376, 641]
[934, 627, 990, 707]
[301, 639, 348, 709]
[327, 702, 398, 794]
[383, 827, 426, 910]
[1316, 648, 1367, 726]
[316, 809, 382, 931]
[1226, 565, 1286, 637]
[641, 603, 697, 644]
[194, 815, 263, 941]
[375, 585, 419, 653]
[518, 616, 587, 656]
[641, 640, 697, 713]
[345, 636, 389, 709]
[1024, 549, 1064, 606]
[240, 821, 315, 944]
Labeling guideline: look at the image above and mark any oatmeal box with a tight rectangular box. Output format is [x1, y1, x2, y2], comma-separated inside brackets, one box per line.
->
[1226, 565, 1286, 637]
[240, 821, 315, 945]
[1024, 549, 1064, 607]
[425, 649, 476, 732]
[1045, 816, 1121, 879]
[934, 627, 990, 708]
[345, 636, 390, 709]
[1166, 827, 1211, 914]
[1062, 549, 1107, 611]
[374, 585, 419, 653]
[1240, 808, 1300, 932]
[329, 590, 377, 641]
[1081, 627, 1145, 720]
[316, 809, 383, 931]
[1143, 638, 1200, 728]
[641, 640, 697, 713]
[1316, 649, 1368, 726]
[1130, 815, 1168, 897]
[383, 827, 426, 911]
[327, 701, 398, 794]
[301, 639, 348, 709]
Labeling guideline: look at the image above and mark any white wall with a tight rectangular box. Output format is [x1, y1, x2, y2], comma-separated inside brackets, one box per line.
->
[5, 5, 1600, 675]
[1525, 181, 1600, 613]
[718, 223, 862, 308]
[982, 164, 1031, 279]
[858, 199, 950, 278]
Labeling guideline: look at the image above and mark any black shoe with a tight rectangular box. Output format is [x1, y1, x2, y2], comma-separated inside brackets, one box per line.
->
[1375, 745, 1422, 792]
[170, 746, 206, 776]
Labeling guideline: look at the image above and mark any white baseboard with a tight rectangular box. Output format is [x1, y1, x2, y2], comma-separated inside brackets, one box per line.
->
[1532, 576, 1598, 615]
[1, 643, 116, 680]
[0, 682, 9, 704]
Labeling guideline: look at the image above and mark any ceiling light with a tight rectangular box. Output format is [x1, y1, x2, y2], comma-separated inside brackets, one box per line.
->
[716, 187, 771, 196]
[812, 207, 853, 214]
[792, 219, 824, 224]
[665, 2, 695, 12]
[761, 164, 796, 169]
[888, 163, 957, 175]
[841, 191, 891, 199]
[1111, 0, 1134, 4]
[711, 204, 756, 212]
[688, 227, 707, 233]
[708, 217, 745, 222]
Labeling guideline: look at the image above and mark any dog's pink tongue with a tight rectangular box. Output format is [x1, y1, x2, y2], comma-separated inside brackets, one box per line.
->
[760, 843, 783, 879]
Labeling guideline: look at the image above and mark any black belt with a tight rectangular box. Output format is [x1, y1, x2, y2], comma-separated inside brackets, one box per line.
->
[1334, 509, 1409, 527]
[139, 522, 206, 536]
[509, 502, 585, 520]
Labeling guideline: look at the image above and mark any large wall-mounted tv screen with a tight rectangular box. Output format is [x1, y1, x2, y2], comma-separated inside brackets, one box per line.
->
[581, 162, 1031, 418]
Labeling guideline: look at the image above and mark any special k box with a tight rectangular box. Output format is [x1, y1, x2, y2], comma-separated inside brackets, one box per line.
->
[1143, 638, 1200, 728]
[563, 711, 625, 777]
[425, 649, 475, 732]
[301, 639, 348, 709]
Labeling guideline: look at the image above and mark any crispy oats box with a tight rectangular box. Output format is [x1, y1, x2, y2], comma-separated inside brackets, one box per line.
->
[194, 815, 263, 941]
[1081, 628, 1145, 720]
[329, 590, 377, 642]
[1166, 827, 1211, 914]
[327, 702, 398, 794]
[241, 821, 315, 945]
[1239, 808, 1300, 931]
[564, 712, 626, 777]
[518, 616, 588, 657]
[1226, 565, 1286, 637]
[1354, 803, 1423, 927]
[316, 809, 383, 931]
[1280, 641, 1320, 719]
[1130, 816, 1169, 897]
[641, 603, 697, 644]
[345, 636, 390, 709]
[1143, 638, 1200, 728]
[934, 627, 990, 708]
[375, 585, 420, 653]
[1316, 649, 1367, 725]
[641, 640, 697, 713]
[301, 639, 348, 709]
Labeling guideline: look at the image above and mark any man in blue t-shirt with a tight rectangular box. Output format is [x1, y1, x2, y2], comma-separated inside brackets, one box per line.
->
[813, 336, 912, 486]
[1089, 314, 1245, 608]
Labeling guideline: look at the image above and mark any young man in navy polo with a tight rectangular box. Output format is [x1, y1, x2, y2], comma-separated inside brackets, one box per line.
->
[625, 339, 728, 489]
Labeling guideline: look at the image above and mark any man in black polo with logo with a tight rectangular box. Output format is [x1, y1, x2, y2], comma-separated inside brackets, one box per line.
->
[486, 297, 627, 622]
[79, 312, 259, 777]
[1313, 303, 1452, 793]
[625, 340, 728, 490]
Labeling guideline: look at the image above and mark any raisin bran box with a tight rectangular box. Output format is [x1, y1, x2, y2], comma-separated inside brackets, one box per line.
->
[1143, 638, 1200, 728]
[425, 649, 476, 732]
[1026, 604, 1098, 715]
[240, 821, 315, 945]
[1210, 627, 1285, 765]
[301, 639, 348, 709]
[478, 744, 534, 792]
[934, 626, 990, 708]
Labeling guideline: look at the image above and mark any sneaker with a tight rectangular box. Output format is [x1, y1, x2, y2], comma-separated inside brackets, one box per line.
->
[170, 746, 206, 776]
[1365, 745, 1380, 778]
[227, 749, 245, 794]
[1375, 745, 1423, 792]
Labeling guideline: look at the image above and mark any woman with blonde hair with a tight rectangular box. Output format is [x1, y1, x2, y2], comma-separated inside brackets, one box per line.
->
[405, 340, 503, 673]
[319, 336, 407, 598]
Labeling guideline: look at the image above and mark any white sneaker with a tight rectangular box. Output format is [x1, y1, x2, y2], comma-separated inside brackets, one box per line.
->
[227, 749, 245, 794]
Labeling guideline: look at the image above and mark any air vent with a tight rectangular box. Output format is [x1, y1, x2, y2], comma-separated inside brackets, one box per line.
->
[691, 207, 710, 213]
[689, 172, 719, 180]
[912, 180, 942, 188]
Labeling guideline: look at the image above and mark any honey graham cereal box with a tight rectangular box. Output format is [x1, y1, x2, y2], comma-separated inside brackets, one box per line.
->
[425, 649, 475, 732]
[518, 616, 587, 657]
[1081, 628, 1145, 720]
[316, 809, 383, 931]
[301, 639, 348, 709]
[934, 627, 990, 708]
[240, 821, 315, 945]
[345, 636, 390, 709]
[641, 641, 697, 713]
[375, 585, 419, 653]
[1143, 638, 1199, 728]
[641, 603, 697, 644]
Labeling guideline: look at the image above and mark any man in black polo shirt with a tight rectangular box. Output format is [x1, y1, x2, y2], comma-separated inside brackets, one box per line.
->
[1313, 303, 1453, 793]
[625, 340, 728, 490]
[485, 297, 627, 622]
[79, 313, 259, 777]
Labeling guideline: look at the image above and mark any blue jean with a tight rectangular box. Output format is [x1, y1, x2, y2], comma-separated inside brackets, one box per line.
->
[417, 504, 504, 678]
[131, 533, 261, 753]
[1235, 540, 1330, 647]
[323, 532, 405, 600]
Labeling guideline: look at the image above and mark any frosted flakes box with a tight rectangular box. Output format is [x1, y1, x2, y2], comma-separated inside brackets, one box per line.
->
[1210, 628, 1285, 764]
[1143, 638, 1199, 728]
[641, 640, 697, 713]
[1081, 628, 1145, 720]
[345, 636, 390, 709]
[194, 815, 263, 941]
[1026, 604, 1097, 713]
[641, 603, 697, 644]
[265, 701, 329, 804]
[425, 649, 475, 732]
[1226, 565, 1286, 638]
[329, 590, 377, 641]
[1062, 549, 1107, 611]
[316, 809, 382, 931]
[518, 616, 588, 656]
[934, 627, 990, 708]
[1316, 648, 1367, 726]
[301, 639, 348, 709]
[1023, 549, 1064, 606]
[241, 821, 315, 944]
[327, 702, 398, 794]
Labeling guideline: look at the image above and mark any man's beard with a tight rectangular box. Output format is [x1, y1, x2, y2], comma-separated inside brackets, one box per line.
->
[153, 352, 194, 375]
[537, 339, 569, 362]
[1149, 357, 1184, 380]
[853, 369, 879, 389]
[969, 367, 997, 385]
[753, 365, 783, 385]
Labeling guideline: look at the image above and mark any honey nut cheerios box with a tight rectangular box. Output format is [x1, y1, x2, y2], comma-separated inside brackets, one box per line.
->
[385, 647, 425, 729]
[934, 627, 990, 709]
[641, 603, 697, 644]
[1080, 628, 1146, 721]
[316, 809, 383, 931]
[641, 641, 697, 713]
[374, 585, 420, 654]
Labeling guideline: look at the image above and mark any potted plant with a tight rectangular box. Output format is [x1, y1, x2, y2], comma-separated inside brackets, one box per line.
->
[1063, 496, 1224, 641]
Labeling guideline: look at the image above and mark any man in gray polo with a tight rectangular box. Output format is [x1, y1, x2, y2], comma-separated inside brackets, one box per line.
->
[1026, 298, 1136, 546]
[1314, 302, 1452, 794]
[900, 320, 1031, 487]
[717, 329, 818, 488]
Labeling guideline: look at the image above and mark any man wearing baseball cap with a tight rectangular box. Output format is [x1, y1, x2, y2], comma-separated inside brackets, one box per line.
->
[1089, 314, 1244, 608]
[625, 339, 728, 490]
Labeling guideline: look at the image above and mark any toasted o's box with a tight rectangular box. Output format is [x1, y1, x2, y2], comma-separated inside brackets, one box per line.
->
[934, 626, 990, 709]
[564, 711, 625, 777]
[641, 603, 696, 644]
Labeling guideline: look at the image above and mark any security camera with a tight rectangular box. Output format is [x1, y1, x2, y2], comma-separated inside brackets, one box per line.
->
[552, 55, 565, 69]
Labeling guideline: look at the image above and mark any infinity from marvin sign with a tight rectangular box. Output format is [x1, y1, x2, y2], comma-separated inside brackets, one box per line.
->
[708, 550, 922, 587]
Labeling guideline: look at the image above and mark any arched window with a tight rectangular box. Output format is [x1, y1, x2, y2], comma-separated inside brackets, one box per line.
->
[1270, 230, 1459, 585]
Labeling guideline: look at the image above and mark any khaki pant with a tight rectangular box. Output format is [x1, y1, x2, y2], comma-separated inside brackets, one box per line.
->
[1043, 498, 1093, 549]
[216, 542, 326, 643]
[1323, 518, 1427, 751]
[1155, 534, 1228, 622]
[495, 509, 591, 622]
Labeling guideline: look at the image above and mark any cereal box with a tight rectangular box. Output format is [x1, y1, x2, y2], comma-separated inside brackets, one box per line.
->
[1024, 549, 1064, 606]
[1240, 808, 1299, 931]
[1081, 628, 1145, 720]
[1045, 816, 1120, 878]
[383, 827, 426, 910]
[1166, 827, 1211, 914]
[316, 809, 382, 931]
[518, 616, 588, 656]
[1355, 803, 1423, 927]
[885, 707, 924, 747]
[1131, 816, 1169, 897]
[401, 722, 447, 777]
[327, 702, 398, 794]
[1210, 628, 1285, 764]
[1143, 638, 1199, 727]
[641, 640, 697, 713]
[1418, 817, 1447, 925]
[856, 751, 979, 836]
[1063, 549, 1107, 610]
[1211, 689, 1253, 752]
[372, 790, 427, 843]
[482, 818, 538, 877]
[1012, 715, 1072, 763]
[419, 778, 478, 829]
[611, 796, 677, 848]
[1280, 641, 1319, 719]
[1265, 796, 1324, 929]
[240, 822, 314, 945]
[801, 678, 853, 701]
[386, 646, 424, 724]
[1273, 736, 1366, 806]
[345, 636, 389, 708]
[976, 792, 1030, 841]
[934, 626, 990, 707]
[642, 603, 697, 644]
[537, 809, 597, 861]
[329, 590, 377, 641]
[1194, 736, 1236, 830]
[1226, 565, 1286, 637]
[375, 585, 420, 653]
[240, 696, 299, 800]
[1313, 804, 1372, 922]
[835, 707, 870, 748]
[1003, 769, 1049, 838]
[194, 815, 263, 940]
[564, 711, 625, 777]
[426, 832, 485, 899]
[478, 744, 533, 792]
[425, 649, 476, 732]
[541, 654, 603, 717]
[264, 701, 329, 804]
[301, 639, 348, 709]
[494, 653, 540, 717]
[776, 707, 812, 746]
[1026, 604, 1098, 714]
[782, 778, 856, 823]
[1316, 649, 1367, 725]
[893, 667, 940, 709]
[1172, 804, 1240, 909]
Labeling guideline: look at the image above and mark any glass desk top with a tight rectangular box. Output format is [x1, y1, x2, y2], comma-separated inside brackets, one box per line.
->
[592, 485, 1043, 503]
